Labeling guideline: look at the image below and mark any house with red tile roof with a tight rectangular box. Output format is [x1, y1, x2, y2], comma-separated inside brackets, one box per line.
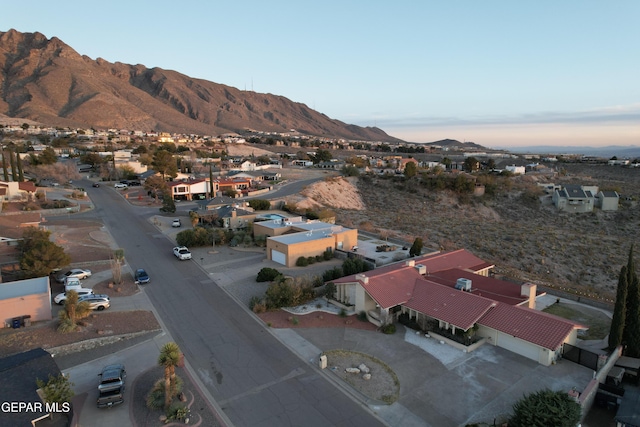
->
[330, 250, 586, 366]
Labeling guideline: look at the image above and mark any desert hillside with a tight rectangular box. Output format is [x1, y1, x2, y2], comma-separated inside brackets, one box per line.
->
[284, 165, 640, 301]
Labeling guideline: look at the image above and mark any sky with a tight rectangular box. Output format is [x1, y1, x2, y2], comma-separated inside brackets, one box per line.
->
[2, 1, 639, 149]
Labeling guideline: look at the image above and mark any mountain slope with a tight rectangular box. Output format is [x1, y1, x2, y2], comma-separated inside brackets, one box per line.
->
[0, 29, 401, 142]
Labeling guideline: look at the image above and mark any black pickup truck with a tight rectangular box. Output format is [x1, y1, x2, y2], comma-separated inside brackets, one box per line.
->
[97, 364, 126, 408]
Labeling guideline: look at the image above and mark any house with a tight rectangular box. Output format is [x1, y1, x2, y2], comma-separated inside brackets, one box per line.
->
[596, 190, 620, 211]
[0, 181, 38, 202]
[213, 205, 257, 230]
[0, 348, 72, 426]
[552, 184, 596, 212]
[0, 276, 52, 328]
[166, 178, 211, 201]
[262, 219, 357, 267]
[330, 250, 585, 366]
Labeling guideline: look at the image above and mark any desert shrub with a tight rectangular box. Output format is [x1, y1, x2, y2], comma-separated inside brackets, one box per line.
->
[323, 249, 334, 260]
[242, 234, 253, 247]
[315, 255, 323, 262]
[166, 404, 189, 422]
[296, 257, 309, 267]
[175, 229, 196, 247]
[307, 256, 316, 265]
[40, 199, 73, 209]
[381, 324, 397, 334]
[339, 308, 347, 318]
[146, 379, 166, 410]
[357, 311, 368, 322]
[305, 209, 319, 220]
[324, 282, 336, 298]
[254, 234, 267, 247]
[264, 277, 314, 309]
[323, 267, 344, 282]
[257, 267, 281, 282]
[247, 199, 271, 210]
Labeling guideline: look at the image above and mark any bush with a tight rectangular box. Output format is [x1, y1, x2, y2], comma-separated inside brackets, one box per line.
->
[247, 199, 271, 210]
[296, 257, 309, 267]
[257, 267, 281, 282]
[381, 324, 397, 334]
[264, 277, 314, 309]
[323, 249, 334, 261]
[307, 256, 316, 265]
[357, 311, 368, 322]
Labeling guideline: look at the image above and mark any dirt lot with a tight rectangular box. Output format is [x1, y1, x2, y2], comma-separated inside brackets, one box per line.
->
[283, 164, 640, 303]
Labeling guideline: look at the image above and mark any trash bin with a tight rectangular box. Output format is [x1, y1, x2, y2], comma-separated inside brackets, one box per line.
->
[11, 317, 21, 329]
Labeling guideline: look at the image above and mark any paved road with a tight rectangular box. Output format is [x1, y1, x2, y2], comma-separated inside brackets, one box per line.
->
[67, 179, 385, 427]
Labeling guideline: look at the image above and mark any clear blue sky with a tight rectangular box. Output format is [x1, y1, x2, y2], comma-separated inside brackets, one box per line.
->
[2, 1, 639, 148]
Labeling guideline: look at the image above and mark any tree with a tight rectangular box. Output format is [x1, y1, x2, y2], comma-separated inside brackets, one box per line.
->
[2, 151, 8, 181]
[58, 290, 92, 332]
[80, 152, 105, 168]
[409, 237, 424, 257]
[609, 265, 628, 350]
[158, 342, 182, 409]
[36, 374, 75, 407]
[38, 147, 58, 165]
[622, 245, 640, 357]
[509, 389, 581, 427]
[16, 153, 23, 181]
[404, 161, 417, 178]
[9, 150, 17, 181]
[312, 149, 332, 164]
[18, 227, 71, 278]
[463, 157, 479, 172]
[144, 175, 167, 201]
[151, 150, 178, 179]
[160, 193, 176, 213]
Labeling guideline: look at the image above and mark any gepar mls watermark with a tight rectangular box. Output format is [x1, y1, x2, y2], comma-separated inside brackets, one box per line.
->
[1, 401, 71, 413]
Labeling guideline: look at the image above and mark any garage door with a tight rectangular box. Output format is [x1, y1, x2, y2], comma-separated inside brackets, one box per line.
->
[496, 333, 541, 362]
[272, 250, 286, 265]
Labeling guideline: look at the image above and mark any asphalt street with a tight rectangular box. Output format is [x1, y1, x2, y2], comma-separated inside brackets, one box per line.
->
[62, 179, 385, 427]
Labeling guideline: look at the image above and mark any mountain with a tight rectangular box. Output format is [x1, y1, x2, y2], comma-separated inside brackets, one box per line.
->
[0, 29, 402, 142]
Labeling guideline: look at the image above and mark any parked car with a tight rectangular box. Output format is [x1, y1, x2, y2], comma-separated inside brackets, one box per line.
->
[56, 268, 92, 283]
[172, 218, 181, 227]
[97, 364, 126, 408]
[173, 246, 192, 260]
[64, 277, 82, 292]
[79, 294, 110, 311]
[54, 288, 94, 305]
[134, 268, 150, 284]
[114, 183, 128, 189]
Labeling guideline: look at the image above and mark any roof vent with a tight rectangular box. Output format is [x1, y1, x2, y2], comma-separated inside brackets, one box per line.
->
[355, 273, 369, 284]
[455, 278, 472, 291]
[414, 264, 427, 275]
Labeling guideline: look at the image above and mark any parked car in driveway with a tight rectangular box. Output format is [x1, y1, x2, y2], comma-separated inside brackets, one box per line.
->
[172, 218, 181, 227]
[56, 268, 92, 283]
[54, 288, 94, 304]
[64, 277, 82, 291]
[114, 183, 127, 189]
[134, 268, 150, 284]
[173, 246, 192, 260]
[79, 294, 110, 311]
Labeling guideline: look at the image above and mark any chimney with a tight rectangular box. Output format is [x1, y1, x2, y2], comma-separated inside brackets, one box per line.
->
[355, 274, 369, 284]
[521, 283, 537, 309]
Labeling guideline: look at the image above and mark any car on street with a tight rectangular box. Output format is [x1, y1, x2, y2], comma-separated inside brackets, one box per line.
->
[172, 218, 181, 227]
[54, 288, 94, 304]
[173, 246, 192, 260]
[134, 268, 150, 284]
[56, 268, 92, 283]
[93, 183, 100, 188]
[114, 183, 127, 189]
[79, 294, 110, 311]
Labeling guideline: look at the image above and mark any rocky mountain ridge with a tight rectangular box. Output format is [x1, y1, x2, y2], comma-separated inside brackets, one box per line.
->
[0, 29, 401, 142]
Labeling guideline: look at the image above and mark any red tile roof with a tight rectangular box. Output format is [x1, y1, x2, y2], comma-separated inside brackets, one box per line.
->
[428, 268, 530, 305]
[478, 303, 587, 350]
[413, 249, 494, 273]
[357, 269, 419, 309]
[405, 279, 497, 331]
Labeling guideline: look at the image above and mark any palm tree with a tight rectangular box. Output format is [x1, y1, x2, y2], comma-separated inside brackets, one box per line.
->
[57, 291, 92, 332]
[158, 342, 181, 408]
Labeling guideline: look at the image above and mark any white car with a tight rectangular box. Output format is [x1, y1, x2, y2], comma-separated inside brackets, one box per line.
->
[114, 183, 128, 189]
[172, 219, 182, 227]
[56, 268, 92, 283]
[54, 288, 94, 305]
[79, 294, 110, 311]
[173, 246, 192, 260]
